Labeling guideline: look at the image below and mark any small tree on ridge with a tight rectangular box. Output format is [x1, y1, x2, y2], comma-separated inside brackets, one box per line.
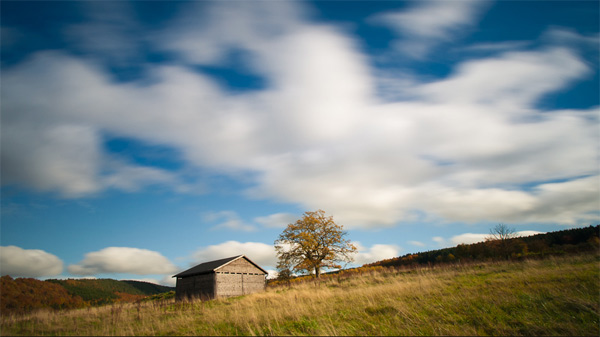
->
[486, 223, 518, 259]
[487, 223, 517, 242]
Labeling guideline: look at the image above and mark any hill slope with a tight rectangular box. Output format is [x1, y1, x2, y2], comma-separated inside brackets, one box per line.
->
[1, 253, 598, 336]
[1, 277, 174, 314]
[46, 279, 173, 305]
[268, 224, 599, 287]
[367, 224, 599, 269]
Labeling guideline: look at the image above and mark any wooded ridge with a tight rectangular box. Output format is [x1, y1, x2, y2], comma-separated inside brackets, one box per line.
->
[269, 224, 599, 286]
[0, 277, 174, 315]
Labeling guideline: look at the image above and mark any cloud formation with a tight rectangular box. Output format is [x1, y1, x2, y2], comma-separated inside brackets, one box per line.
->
[371, 0, 488, 58]
[408, 241, 426, 247]
[64, 1, 144, 67]
[1, 1, 597, 229]
[205, 211, 257, 232]
[353, 242, 401, 266]
[254, 213, 298, 228]
[0, 246, 63, 277]
[68, 247, 178, 275]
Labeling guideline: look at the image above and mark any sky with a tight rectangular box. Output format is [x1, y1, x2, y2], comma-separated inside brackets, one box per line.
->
[1, 0, 598, 286]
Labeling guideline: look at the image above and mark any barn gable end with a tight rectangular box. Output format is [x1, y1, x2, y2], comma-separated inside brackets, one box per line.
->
[173, 255, 267, 300]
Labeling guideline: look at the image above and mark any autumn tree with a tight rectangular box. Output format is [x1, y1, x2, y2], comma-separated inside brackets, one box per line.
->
[274, 209, 357, 278]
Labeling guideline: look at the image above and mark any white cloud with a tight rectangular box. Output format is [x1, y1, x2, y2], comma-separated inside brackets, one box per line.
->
[353, 242, 401, 266]
[125, 277, 178, 288]
[408, 241, 426, 247]
[1, 1, 597, 228]
[265, 269, 278, 280]
[112, 276, 176, 287]
[68, 247, 178, 276]
[449, 233, 489, 246]
[516, 231, 544, 238]
[204, 211, 257, 232]
[160, 275, 177, 287]
[524, 176, 600, 224]
[190, 241, 277, 269]
[0, 246, 63, 277]
[126, 278, 162, 285]
[102, 159, 188, 193]
[1, 122, 102, 198]
[542, 27, 600, 49]
[160, 1, 305, 67]
[418, 47, 589, 107]
[254, 213, 297, 228]
[371, 0, 489, 58]
[432, 237, 446, 246]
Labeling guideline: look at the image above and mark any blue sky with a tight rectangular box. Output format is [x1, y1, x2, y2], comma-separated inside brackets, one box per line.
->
[1, 0, 598, 286]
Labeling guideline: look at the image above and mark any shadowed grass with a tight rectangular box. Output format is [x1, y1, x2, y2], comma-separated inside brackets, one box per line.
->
[1, 253, 598, 336]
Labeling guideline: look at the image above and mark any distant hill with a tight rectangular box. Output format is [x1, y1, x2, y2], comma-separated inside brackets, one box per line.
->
[269, 224, 599, 286]
[46, 278, 174, 305]
[1, 277, 174, 315]
[0, 276, 85, 314]
[365, 224, 599, 269]
[122, 280, 174, 295]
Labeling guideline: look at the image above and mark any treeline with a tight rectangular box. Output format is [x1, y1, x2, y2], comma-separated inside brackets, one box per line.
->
[46, 279, 173, 305]
[269, 225, 599, 287]
[0, 277, 85, 314]
[367, 225, 599, 269]
[0, 277, 174, 315]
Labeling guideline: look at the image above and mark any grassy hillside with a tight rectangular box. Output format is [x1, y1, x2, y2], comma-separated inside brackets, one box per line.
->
[2, 252, 598, 336]
[268, 224, 599, 287]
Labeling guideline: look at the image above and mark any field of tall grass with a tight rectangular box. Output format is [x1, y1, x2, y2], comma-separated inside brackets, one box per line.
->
[2, 253, 598, 336]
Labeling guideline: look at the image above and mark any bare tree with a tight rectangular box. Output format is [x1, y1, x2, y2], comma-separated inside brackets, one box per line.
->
[486, 223, 517, 242]
[486, 223, 517, 258]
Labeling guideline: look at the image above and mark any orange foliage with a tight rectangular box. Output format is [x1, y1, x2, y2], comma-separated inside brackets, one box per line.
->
[114, 292, 146, 302]
[0, 276, 85, 315]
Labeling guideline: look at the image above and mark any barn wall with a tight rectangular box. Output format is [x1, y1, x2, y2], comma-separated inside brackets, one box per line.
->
[215, 258, 265, 297]
[175, 273, 215, 300]
[215, 273, 265, 297]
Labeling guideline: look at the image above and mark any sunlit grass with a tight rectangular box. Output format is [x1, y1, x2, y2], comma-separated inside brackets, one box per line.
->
[2, 253, 598, 336]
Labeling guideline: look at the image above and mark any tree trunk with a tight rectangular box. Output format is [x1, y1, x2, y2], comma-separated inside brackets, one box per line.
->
[314, 266, 320, 278]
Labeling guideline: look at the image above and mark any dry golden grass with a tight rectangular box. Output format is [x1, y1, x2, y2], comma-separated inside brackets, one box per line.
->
[2, 253, 598, 336]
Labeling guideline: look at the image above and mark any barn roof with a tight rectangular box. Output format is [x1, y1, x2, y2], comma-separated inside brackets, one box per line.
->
[172, 255, 268, 278]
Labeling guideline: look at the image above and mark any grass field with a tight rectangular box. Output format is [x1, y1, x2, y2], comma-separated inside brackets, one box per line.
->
[2, 253, 598, 336]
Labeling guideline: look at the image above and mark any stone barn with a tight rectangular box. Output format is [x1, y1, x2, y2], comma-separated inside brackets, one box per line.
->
[173, 255, 267, 301]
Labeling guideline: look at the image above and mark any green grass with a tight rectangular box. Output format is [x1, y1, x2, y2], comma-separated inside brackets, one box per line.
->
[2, 253, 598, 336]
